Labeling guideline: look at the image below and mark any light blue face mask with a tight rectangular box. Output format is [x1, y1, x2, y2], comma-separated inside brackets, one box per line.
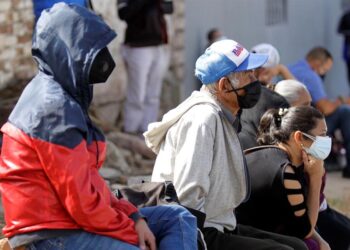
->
[302, 132, 332, 160]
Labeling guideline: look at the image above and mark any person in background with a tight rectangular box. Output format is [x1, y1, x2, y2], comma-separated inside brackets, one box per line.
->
[239, 43, 293, 149]
[32, 0, 90, 22]
[316, 188, 350, 250]
[267, 79, 350, 250]
[288, 47, 350, 178]
[0, 4, 197, 250]
[274, 80, 312, 107]
[145, 39, 308, 250]
[117, 0, 173, 136]
[338, 8, 350, 90]
[251, 43, 294, 86]
[206, 28, 226, 48]
[238, 106, 331, 250]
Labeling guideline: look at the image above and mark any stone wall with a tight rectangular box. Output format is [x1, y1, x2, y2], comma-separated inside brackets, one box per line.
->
[160, 0, 185, 115]
[0, 0, 36, 90]
[0, 0, 185, 128]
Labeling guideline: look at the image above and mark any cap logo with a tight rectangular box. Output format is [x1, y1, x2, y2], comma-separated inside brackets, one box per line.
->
[232, 44, 244, 57]
[195, 39, 268, 84]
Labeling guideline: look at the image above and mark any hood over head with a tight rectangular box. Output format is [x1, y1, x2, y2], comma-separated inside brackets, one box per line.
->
[32, 3, 116, 110]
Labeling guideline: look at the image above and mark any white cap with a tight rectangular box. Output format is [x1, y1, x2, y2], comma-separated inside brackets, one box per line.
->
[251, 43, 280, 68]
[195, 39, 268, 84]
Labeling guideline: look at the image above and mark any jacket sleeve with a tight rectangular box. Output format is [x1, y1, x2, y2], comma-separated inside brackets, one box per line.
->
[109, 193, 143, 222]
[172, 119, 214, 213]
[32, 130, 139, 234]
[117, 0, 150, 21]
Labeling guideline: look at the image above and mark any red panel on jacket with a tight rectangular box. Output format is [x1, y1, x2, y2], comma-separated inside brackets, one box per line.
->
[0, 122, 138, 245]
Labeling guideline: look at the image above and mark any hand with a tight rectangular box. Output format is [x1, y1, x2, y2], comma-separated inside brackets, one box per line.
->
[318, 238, 331, 250]
[311, 230, 331, 250]
[267, 64, 288, 77]
[274, 64, 295, 80]
[302, 151, 324, 178]
[268, 65, 282, 76]
[135, 218, 156, 250]
[335, 98, 342, 106]
[319, 241, 331, 250]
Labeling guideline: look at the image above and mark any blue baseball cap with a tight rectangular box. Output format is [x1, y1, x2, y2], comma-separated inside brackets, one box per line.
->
[195, 39, 268, 84]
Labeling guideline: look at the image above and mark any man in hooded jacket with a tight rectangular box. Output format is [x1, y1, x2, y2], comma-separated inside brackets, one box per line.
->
[0, 3, 197, 250]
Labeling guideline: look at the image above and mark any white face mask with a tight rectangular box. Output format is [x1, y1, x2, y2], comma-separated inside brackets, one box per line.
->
[302, 132, 332, 160]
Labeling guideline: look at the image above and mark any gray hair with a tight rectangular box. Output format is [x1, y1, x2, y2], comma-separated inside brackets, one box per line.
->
[202, 71, 245, 95]
[274, 80, 309, 105]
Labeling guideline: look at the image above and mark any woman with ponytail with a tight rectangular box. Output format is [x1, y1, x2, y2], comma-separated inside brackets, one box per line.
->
[237, 106, 331, 250]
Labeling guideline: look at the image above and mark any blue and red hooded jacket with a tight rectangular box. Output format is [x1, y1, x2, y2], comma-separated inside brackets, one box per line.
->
[0, 3, 139, 244]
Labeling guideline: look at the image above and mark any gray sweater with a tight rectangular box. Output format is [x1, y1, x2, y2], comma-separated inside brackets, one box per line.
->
[144, 90, 249, 232]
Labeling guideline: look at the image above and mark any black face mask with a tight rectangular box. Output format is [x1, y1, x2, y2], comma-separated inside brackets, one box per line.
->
[227, 80, 261, 109]
[89, 47, 116, 84]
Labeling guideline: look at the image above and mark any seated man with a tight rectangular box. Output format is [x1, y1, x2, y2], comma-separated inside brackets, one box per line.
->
[239, 43, 292, 149]
[274, 79, 312, 107]
[251, 43, 294, 86]
[206, 28, 226, 48]
[239, 78, 311, 150]
[145, 39, 307, 249]
[288, 47, 350, 178]
[0, 3, 197, 250]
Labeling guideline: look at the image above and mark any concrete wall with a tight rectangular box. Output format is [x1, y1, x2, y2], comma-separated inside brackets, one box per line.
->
[184, 0, 348, 99]
[1, 0, 346, 123]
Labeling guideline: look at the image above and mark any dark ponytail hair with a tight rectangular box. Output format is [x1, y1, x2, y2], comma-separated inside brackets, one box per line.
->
[257, 106, 324, 145]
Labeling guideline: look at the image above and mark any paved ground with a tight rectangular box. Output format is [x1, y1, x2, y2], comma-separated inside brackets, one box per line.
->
[324, 171, 350, 216]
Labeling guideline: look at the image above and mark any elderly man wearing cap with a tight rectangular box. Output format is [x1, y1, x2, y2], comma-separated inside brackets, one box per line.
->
[144, 39, 307, 250]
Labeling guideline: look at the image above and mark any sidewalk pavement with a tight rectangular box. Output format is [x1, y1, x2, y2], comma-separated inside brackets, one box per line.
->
[325, 171, 350, 216]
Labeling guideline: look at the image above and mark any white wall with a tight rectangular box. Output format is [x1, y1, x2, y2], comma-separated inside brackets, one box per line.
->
[184, 0, 348, 99]
[323, 0, 349, 98]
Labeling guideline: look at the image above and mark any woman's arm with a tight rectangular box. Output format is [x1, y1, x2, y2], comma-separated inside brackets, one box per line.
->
[283, 164, 313, 238]
[311, 229, 330, 250]
[302, 151, 324, 228]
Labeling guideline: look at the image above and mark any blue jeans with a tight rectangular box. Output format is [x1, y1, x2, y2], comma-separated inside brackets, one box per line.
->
[326, 105, 350, 172]
[27, 205, 197, 250]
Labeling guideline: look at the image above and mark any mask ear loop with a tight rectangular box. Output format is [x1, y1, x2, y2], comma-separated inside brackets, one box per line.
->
[225, 85, 245, 97]
[300, 132, 315, 159]
[224, 77, 239, 93]
[301, 132, 316, 141]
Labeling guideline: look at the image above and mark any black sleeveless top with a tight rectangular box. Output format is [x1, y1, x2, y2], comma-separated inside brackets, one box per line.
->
[236, 146, 312, 239]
